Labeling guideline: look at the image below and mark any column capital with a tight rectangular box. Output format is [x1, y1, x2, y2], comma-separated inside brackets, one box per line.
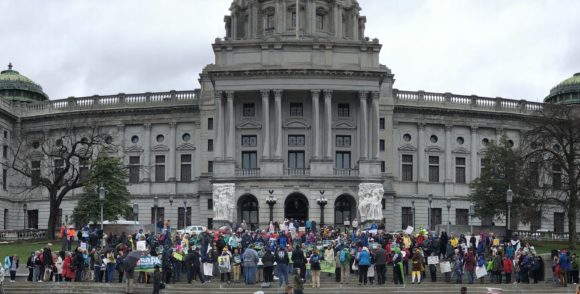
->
[143, 123, 152, 131]
[260, 90, 270, 99]
[116, 124, 125, 131]
[323, 89, 333, 98]
[311, 89, 321, 96]
[371, 91, 380, 99]
[418, 122, 426, 130]
[358, 91, 369, 100]
[225, 91, 235, 99]
[470, 125, 479, 133]
[274, 89, 283, 98]
[444, 124, 453, 132]
[496, 127, 504, 133]
[214, 90, 223, 100]
[169, 121, 177, 129]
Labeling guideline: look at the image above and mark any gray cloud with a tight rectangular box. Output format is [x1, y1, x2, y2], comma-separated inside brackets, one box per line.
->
[0, 0, 578, 102]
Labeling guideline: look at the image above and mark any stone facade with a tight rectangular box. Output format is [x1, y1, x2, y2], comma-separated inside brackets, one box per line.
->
[0, 0, 574, 234]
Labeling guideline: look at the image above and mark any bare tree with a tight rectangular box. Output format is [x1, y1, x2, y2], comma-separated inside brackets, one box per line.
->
[524, 104, 580, 249]
[2, 119, 114, 239]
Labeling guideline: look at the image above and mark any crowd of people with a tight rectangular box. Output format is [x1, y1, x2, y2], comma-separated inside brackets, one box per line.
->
[2, 218, 580, 294]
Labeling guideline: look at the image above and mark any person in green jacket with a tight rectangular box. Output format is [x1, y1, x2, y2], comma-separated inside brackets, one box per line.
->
[339, 247, 351, 284]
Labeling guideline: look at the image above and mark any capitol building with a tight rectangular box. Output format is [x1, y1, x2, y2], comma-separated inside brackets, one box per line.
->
[0, 0, 578, 234]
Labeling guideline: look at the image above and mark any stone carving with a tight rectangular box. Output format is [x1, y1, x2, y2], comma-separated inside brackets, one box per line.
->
[212, 183, 235, 221]
[358, 183, 384, 223]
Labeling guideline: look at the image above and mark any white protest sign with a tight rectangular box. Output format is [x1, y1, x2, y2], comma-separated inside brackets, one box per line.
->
[137, 240, 147, 251]
[427, 256, 439, 265]
[404, 226, 414, 235]
[80, 242, 87, 250]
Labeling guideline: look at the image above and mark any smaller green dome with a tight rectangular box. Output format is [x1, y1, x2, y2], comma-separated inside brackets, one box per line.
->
[0, 63, 49, 102]
[545, 72, 580, 105]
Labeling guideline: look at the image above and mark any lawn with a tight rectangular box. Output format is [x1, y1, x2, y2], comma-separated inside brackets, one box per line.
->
[0, 240, 58, 260]
[525, 240, 579, 254]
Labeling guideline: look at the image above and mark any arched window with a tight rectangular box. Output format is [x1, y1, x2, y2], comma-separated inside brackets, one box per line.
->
[238, 194, 259, 228]
[335, 194, 356, 225]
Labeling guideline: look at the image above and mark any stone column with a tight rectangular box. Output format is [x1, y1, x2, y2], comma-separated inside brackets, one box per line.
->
[324, 90, 333, 159]
[116, 124, 125, 156]
[359, 91, 368, 160]
[232, 12, 237, 40]
[261, 90, 271, 159]
[226, 91, 235, 160]
[274, 89, 283, 158]
[371, 91, 380, 159]
[445, 124, 453, 182]
[470, 126, 478, 181]
[418, 122, 426, 182]
[167, 121, 177, 181]
[496, 127, 503, 143]
[215, 91, 224, 160]
[311, 90, 321, 159]
[143, 123, 152, 182]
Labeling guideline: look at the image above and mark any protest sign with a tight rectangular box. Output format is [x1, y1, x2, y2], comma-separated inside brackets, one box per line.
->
[136, 241, 146, 251]
[80, 242, 87, 250]
[135, 256, 161, 272]
[404, 226, 414, 235]
[427, 256, 439, 265]
[476, 266, 487, 279]
[440, 261, 451, 273]
[320, 260, 335, 274]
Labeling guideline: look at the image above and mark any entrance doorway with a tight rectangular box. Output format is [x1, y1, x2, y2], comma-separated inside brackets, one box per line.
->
[284, 193, 309, 221]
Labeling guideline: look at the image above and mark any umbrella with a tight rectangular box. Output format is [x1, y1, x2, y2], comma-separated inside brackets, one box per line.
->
[124, 250, 143, 271]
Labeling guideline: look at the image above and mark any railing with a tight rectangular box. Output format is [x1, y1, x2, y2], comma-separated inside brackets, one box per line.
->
[284, 168, 310, 176]
[393, 89, 543, 114]
[235, 168, 260, 176]
[513, 230, 579, 241]
[333, 168, 359, 177]
[5, 89, 200, 117]
[0, 229, 48, 241]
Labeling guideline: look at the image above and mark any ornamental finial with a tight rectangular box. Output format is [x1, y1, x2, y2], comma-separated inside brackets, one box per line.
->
[8, 63, 12, 70]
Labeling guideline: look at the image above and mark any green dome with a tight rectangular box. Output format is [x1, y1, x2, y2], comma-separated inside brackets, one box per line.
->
[0, 63, 49, 102]
[544, 72, 580, 105]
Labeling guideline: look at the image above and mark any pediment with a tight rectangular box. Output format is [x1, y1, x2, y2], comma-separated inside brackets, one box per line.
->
[452, 147, 471, 154]
[103, 145, 118, 153]
[283, 118, 310, 129]
[176, 143, 196, 151]
[398, 144, 417, 152]
[151, 145, 169, 152]
[29, 151, 44, 159]
[425, 145, 443, 153]
[124, 145, 144, 153]
[236, 120, 262, 130]
[333, 120, 355, 129]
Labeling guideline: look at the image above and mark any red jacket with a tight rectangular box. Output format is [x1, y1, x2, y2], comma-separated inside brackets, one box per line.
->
[62, 256, 76, 280]
[503, 258, 513, 273]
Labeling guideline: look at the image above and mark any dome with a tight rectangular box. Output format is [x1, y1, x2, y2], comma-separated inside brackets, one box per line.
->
[0, 63, 49, 102]
[544, 72, 580, 105]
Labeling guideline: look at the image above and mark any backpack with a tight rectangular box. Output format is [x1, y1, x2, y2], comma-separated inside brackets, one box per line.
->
[339, 250, 347, 263]
[311, 254, 320, 264]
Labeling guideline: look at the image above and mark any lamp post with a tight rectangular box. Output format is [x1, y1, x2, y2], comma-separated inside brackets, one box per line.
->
[98, 186, 107, 230]
[133, 204, 138, 230]
[446, 198, 451, 233]
[182, 194, 188, 228]
[154, 196, 159, 236]
[411, 196, 416, 229]
[23, 203, 27, 229]
[266, 190, 277, 222]
[169, 195, 174, 231]
[317, 190, 328, 225]
[469, 204, 475, 236]
[506, 188, 513, 239]
[428, 194, 433, 230]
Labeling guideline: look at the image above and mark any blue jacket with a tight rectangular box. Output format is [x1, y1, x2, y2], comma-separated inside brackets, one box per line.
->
[358, 250, 371, 266]
[559, 253, 570, 271]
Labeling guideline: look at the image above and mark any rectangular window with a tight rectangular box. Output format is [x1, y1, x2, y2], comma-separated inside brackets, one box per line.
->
[381, 161, 385, 173]
[337, 103, 350, 117]
[54, 159, 64, 178]
[79, 158, 90, 183]
[335, 151, 351, 170]
[379, 118, 385, 130]
[243, 103, 255, 117]
[455, 157, 466, 184]
[402, 154, 413, 181]
[530, 162, 539, 188]
[241, 151, 258, 169]
[208, 198, 213, 210]
[480, 158, 488, 175]
[288, 151, 305, 169]
[456, 209, 469, 225]
[177, 207, 192, 228]
[481, 215, 493, 226]
[27, 210, 39, 229]
[207, 218, 213, 230]
[554, 212, 565, 233]
[241, 135, 257, 147]
[2, 169, 6, 190]
[431, 208, 442, 226]
[208, 117, 214, 130]
[401, 207, 413, 230]
[552, 163, 562, 190]
[129, 156, 140, 183]
[379, 140, 385, 151]
[288, 135, 305, 147]
[530, 211, 542, 231]
[31, 160, 41, 186]
[316, 14, 324, 30]
[291, 12, 296, 27]
[208, 161, 213, 173]
[155, 155, 165, 182]
[207, 139, 213, 151]
[429, 156, 439, 182]
[289, 103, 303, 117]
[335, 135, 351, 148]
[2, 145, 7, 159]
[3, 131, 7, 139]
[150, 207, 165, 225]
[180, 154, 192, 182]
[3, 208, 7, 229]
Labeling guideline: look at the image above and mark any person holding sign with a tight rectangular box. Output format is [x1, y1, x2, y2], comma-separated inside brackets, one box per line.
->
[218, 248, 232, 285]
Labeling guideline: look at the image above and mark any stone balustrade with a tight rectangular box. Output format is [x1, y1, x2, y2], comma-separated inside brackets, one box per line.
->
[394, 89, 543, 114]
[0, 229, 48, 241]
[3, 89, 199, 117]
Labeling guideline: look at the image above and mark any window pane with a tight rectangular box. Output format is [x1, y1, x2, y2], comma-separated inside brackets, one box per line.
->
[456, 209, 469, 225]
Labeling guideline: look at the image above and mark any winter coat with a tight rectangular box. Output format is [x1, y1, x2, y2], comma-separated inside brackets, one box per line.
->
[464, 252, 475, 272]
[357, 250, 371, 266]
[411, 252, 423, 271]
[262, 251, 275, 267]
[503, 258, 513, 273]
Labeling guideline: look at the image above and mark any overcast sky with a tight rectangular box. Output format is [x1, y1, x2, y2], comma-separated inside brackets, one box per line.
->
[1, 0, 579, 102]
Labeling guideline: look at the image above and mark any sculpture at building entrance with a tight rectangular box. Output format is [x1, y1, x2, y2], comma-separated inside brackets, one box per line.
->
[358, 183, 384, 224]
[212, 183, 235, 222]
